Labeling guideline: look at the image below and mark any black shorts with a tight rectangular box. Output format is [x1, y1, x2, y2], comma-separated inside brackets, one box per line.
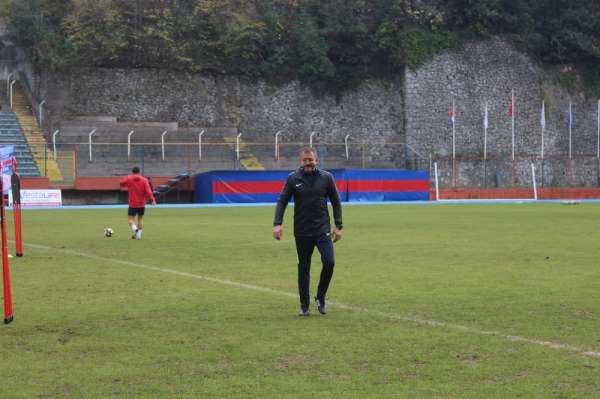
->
[128, 207, 146, 216]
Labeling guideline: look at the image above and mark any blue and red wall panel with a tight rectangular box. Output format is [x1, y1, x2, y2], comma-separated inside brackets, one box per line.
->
[345, 169, 429, 201]
[194, 169, 429, 203]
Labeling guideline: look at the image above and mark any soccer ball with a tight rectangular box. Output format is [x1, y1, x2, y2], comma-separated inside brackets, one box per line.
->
[103, 227, 114, 237]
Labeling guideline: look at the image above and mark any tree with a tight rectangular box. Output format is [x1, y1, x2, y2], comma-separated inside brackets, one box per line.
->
[288, 14, 334, 88]
[376, 0, 452, 70]
[7, 0, 600, 93]
[10, 0, 76, 69]
[311, 0, 375, 90]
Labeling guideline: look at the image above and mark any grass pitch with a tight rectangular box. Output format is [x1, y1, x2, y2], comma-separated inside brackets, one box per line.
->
[1, 203, 600, 398]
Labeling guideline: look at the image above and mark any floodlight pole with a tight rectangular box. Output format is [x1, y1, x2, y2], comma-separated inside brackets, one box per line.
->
[127, 130, 134, 160]
[52, 130, 59, 160]
[198, 130, 205, 160]
[161, 130, 168, 161]
[88, 128, 97, 162]
[344, 134, 350, 160]
[275, 130, 282, 160]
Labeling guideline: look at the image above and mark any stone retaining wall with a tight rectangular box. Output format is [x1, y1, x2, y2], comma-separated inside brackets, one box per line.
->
[26, 38, 600, 187]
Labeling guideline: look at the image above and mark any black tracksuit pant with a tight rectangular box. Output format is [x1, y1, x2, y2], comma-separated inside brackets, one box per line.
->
[295, 234, 335, 307]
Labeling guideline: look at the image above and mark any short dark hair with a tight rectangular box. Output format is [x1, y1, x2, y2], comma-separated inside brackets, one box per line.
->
[132, 166, 140, 174]
[299, 147, 317, 158]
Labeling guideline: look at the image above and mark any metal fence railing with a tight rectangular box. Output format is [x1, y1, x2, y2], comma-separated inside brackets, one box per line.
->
[430, 155, 600, 188]
[24, 139, 600, 188]
[37, 141, 427, 178]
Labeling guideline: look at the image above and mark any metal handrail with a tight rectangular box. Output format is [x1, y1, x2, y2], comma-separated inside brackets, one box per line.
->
[52, 129, 59, 160]
[9, 80, 16, 109]
[39, 100, 46, 127]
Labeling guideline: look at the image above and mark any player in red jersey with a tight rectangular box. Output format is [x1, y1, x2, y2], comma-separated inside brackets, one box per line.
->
[120, 166, 156, 240]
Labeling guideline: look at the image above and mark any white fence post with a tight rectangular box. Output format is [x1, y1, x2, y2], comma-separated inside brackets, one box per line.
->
[88, 128, 97, 162]
[127, 130, 134, 160]
[161, 130, 168, 161]
[52, 129, 59, 160]
[275, 131, 282, 160]
[198, 130, 205, 160]
[236, 133, 242, 160]
[309, 131, 316, 148]
[344, 134, 350, 160]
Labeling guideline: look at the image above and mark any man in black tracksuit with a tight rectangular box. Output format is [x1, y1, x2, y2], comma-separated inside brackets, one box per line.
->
[273, 147, 343, 316]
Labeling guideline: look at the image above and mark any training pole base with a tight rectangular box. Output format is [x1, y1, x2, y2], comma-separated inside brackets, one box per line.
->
[4, 316, 14, 324]
[16, 253, 22, 257]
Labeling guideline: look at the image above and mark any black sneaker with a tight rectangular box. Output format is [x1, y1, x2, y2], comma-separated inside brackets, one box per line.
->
[298, 305, 310, 317]
[315, 297, 326, 315]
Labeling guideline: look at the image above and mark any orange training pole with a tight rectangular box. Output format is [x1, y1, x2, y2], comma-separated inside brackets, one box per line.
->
[1, 172, 14, 324]
[11, 168, 22, 257]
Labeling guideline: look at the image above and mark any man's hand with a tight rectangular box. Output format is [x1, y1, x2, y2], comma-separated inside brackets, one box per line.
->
[273, 225, 282, 240]
[332, 228, 343, 243]
[151, 199, 156, 205]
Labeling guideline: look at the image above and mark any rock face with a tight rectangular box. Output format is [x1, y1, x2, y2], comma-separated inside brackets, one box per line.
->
[405, 39, 599, 187]
[42, 69, 405, 169]
[29, 38, 600, 186]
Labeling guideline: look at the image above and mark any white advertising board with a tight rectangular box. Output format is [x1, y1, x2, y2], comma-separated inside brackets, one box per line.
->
[8, 189, 62, 207]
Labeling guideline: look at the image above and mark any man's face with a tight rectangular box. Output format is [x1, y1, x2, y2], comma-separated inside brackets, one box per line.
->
[300, 151, 318, 172]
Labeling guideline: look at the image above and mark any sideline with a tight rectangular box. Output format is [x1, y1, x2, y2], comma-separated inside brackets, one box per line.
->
[8, 198, 600, 210]
[21, 241, 600, 359]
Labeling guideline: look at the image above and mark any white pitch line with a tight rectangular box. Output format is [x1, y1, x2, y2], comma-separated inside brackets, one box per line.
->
[22, 242, 600, 359]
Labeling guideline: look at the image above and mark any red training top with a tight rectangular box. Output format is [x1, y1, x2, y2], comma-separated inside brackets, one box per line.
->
[120, 173, 156, 208]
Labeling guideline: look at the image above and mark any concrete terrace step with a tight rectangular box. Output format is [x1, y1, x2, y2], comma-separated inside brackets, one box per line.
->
[5, 84, 50, 178]
[223, 136, 265, 171]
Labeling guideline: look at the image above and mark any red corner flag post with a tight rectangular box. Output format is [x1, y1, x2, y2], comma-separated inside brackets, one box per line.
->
[1, 160, 14, 324]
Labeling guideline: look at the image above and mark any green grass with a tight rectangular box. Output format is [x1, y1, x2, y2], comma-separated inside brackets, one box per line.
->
[1, 203, 600, 398]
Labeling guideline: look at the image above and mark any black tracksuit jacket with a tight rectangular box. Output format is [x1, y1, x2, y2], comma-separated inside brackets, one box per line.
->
[273, 168, 343, 237]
